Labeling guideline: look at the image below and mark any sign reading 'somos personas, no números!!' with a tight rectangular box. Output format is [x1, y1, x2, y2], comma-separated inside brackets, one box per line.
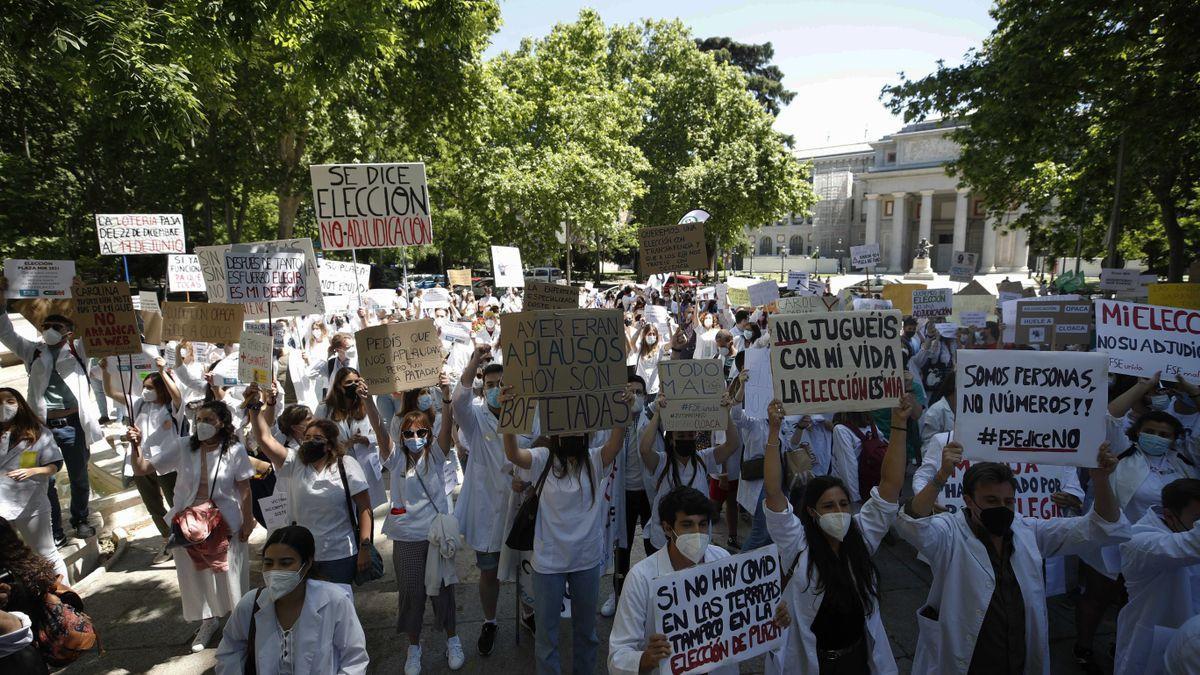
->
[95, 214, 186, 255]
[310, 163, 432, 250]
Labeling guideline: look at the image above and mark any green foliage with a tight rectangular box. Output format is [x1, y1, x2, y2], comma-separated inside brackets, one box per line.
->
[695, 37, 795, 117]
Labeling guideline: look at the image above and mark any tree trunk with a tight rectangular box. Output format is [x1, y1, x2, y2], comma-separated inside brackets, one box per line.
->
[1155, 189, 1186, 281]
[276, 128, 308, 239]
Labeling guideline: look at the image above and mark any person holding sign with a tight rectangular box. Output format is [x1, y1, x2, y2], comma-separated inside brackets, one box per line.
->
[314, 368, 387, 509]
[607, 486, 743, 674]
[126, 401, 256, 652]
[0, 388, 68, 581]
[499, 384, 629, 675]
[631, 324, 671, 395]
[898, 440, 1129, 674]
[761, 396, 911, 674]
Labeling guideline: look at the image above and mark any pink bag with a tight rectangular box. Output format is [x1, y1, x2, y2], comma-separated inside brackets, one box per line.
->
[172, 501, 231, 571]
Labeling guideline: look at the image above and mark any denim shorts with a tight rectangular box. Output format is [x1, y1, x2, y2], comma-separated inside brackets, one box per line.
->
[475, 550, 501, 571]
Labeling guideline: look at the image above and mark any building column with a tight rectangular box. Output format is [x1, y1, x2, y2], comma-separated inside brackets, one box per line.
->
[864, 193, 880, 246]
[889, 192, 907, 273]
[982, 214, 999, 273]
[1013, 227, 1030, 273]
[953, 188, 969, 254]
[917, 190, 934, 244]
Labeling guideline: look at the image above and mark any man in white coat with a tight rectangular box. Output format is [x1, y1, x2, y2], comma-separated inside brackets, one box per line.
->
[1115, 477, 1200, 674]
[897, 440, 1129, 674]
[0, 299, 103, 540]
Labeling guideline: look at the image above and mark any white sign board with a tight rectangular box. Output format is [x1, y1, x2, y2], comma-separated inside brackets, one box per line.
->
[776, 295, 842, 314]
[960, 311, 988, 328]
[317, 259, 370, 295]
[948, 251, 978, 283]
[197, 238, 324, 318]
[237, 331, 273, 385]
[786, 271, 810, 292]
[911, 288, 954, 318]
[310, 163, 432, 250]
[935, 456, 1077, 519]
[1100, 268, 1143, 293]
[3, 259, 75, 299]
[224, 251, 308, 303]
[747, 280, 780, 308]
[955, 349, 1107, 467]
[422, 287, 451, 309]
[1095, 299, 1200, 383]
[167, 254, 206, 293]
[850, 243, 881, 270]
[95, 214, 186, 256]
[852, 298, 893, 311]
[491, 246, 524, 288]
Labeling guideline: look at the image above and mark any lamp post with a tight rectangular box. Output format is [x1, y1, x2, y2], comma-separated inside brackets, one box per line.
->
[779, 246, 789, 282]
[748, 236, 756, 276]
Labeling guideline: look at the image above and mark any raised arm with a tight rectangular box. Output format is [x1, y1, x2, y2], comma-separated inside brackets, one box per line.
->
[359, 380, 389, 457]
[1088, 443, 1121, 523]
[244, 387, 290, 469]
[1109, 372, 1159, 418]
[499, 385, 533, 470]
[763, 400, 788, 513]
[157, 357, 183, 410]
[905, 440, 963, 518]
[436, 376, 455, 460]
[711, 394, 741, 464]
[639, 394, 667, 475]
[600, 383, 636, 468]
[877, 394, 914, 503]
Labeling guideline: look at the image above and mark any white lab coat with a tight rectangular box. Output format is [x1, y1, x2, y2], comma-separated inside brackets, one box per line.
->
[1115, 511, 1200, 675]
[607, 546, 738, 675]
[894, 507, 1130, 674]
[762, 488, 900, 674]
[1166, 613, 1200, 675]
[917, 397, 954, 444]
[214, 579, 368, 675]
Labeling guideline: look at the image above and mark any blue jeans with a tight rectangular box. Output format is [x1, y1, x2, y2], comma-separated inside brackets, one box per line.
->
[532, 561, 603, 675]
[313, 553, 359, 585]
[48, 416, 91, 529]
[741, 487, 773, 552]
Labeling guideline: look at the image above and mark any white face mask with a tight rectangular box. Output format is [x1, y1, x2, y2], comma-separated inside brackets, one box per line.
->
[141, 388, 157, 403]
[630, 395, 644, 415]
[42, 328, 63, 344]
[179, 348, 190, 358]
[718, 347, 730, 358]
[0, 403, 17, 423]
[645, 335, 658, 346]
[673, 530, 710, 564]
[817, 512, 852, 541]
[195, 422, 219, 442]
[485, 320, 495, 329]
[263, 567, 306, 601]
[473, 377, 483, 390]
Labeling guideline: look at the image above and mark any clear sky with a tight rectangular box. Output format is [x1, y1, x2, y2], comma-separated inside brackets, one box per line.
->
[484, 0, 995, 151]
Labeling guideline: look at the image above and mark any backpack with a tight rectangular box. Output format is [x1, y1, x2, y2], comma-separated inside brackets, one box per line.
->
[848, 422, 888, 499]
[37, 582, 99, 667]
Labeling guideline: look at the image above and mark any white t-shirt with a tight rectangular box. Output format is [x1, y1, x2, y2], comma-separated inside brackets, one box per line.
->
[382, 440, 450, 543]
[528, 446, 610, 574]
[0, 428, 62, 519]
[636, 350, 663, 394]
[132, 396, 181, 463]
[1126, 454, 1181, 523]
[276, 448, 370, 561]
[645, 446, 718, 549]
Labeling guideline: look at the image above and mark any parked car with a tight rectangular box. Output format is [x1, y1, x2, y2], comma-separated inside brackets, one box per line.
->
[663, 274, 701, 292]
[525, 267, 564, 284]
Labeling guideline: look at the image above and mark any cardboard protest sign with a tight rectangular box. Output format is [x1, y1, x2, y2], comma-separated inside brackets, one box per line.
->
[237, 331, 274, 385]
[726, 286, 751, 308]
[951, 281, 997, 323]
[3, 260, 75, 299]
[73, 283, 141, 358]
[786, 271, 810, 292]
[747, 280, 780, 308]
[639, 223, 707, 276]
[880, 283, 926, 316]
[933, 455, 1077, 518]
[852, 298, 893, 311]
[94, 214, 185, 255]
[440, 321, 473, 345]
[1100, 268, 1143, 293]
[12, 299, 74, 328]
[197, 238, 324, 318]
[317, 258, 370, 296]
[1113, 274, 1157, 302]
[354, 320, 442, 395]
[310, 163, 432, 250]
[491, 246, 524, 288]
[850, 243, 880, 270]
[997, 279, 1026, 304]
[137, 291, 162, 345]
[776, 295, 842, 314]
[955, 349, 1107, 467]
[523, 281, 580, 311]
[1095, 299, 1200, 383]
[1015, 299, 1093, 347]
[447, 268, 472, 288]
[658, 360, 727, 431]
[167, 254, 206, 293]
[421, 287, 451, 309]
[498, 309, 630, 434]
[1001, 294, 1080, 345]
[104, 344, 159, 396]
[1148, 283, 1200, 311]
[948, 251, 978, 283]
[224, 250, 307, 303]
[768, 310, 904, 414]
[651, 545, 783, 674]
[960, 311, 988, 328]
[161, 301, 244, 344]
[742, 348, 774, 418]
[911, 288, 953, 318]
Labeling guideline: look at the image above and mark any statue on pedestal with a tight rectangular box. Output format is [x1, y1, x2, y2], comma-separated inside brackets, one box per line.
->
[906, 237, 936, 280]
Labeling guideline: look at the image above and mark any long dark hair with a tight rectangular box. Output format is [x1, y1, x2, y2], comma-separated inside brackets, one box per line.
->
[323, 367, 366, 422]
[0, 387, 47, 446]
[0, 516, 58, 631]
[190, 400, 234, 454]
[263, 525, 315, 571]
[655, 432, 706, 492]
[548, 434, 596, 504]
[796, 476, 880, 615]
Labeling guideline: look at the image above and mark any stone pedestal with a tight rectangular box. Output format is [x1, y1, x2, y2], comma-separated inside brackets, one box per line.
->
[905, 256, 936, 280]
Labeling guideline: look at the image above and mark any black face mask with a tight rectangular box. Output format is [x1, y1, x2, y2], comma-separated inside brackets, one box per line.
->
[672, 439, 697, 456]
[557, 435, 589, 456]
[343, 384, 359, 399]
[974, 505, 1015, 536]
[299, 439, 328, 464]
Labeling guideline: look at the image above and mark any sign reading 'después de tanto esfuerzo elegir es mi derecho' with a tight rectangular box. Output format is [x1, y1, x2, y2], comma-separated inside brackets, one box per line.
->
[310, 163, 432, 250]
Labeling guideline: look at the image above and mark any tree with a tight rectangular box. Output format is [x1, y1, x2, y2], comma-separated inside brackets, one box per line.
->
[696, 37, 795, 117]
[883, 0, 1200, 280]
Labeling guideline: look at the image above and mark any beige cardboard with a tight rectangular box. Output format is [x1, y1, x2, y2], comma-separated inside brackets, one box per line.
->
[1015, 299, 1093, 347]
[161, 301, 245, 344]
[447, 268, 472, 288]
[880, 283, 926, 316]
[354, 319, 443, 395]
[73, 282, 141, 358]
[658, 359, 727, 431]
[523, 280, 581, 311]
[638, 223, 707, 276]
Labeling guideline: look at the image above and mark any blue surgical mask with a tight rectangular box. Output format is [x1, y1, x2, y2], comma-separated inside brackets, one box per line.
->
[1139, 433, 1172, 457]
[1149, 394, 1172, 411]
[485, 387, 500, 409]
[404, 437, 427, 453]
[417, 393, 434, 411]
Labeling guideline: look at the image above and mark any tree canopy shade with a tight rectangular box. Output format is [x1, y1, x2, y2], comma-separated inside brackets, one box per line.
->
[882, 0, 1200, 280]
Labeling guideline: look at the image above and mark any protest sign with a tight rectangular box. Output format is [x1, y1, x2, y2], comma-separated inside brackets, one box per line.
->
[786, 271, 810, 292]
[747, 280, 780, 308]
[447, 268, 472, 288]
[955, 349, 1107, 467]
[1100, 268, 1143, 293]
[934, 456, 1076, 518]
[104, 344, 159, 396]
[651, 545, 783, 674]
[767, 310, 904, 414]
[161, 301, 245, 344]
[73, 283, 140, 358]
[997, 280, 1026, 304]
[880, 283, 926, 315]
[197, 238, 324, 318]
[1148, 283, 1200, 311]
[3, 259, 75, 299]
[658, 360, 727, 431]
[948, 251, 978, 283]
[935, 323, 959, 339]
[851, 298, 893, 311]
[94, 214, 185, 255]
[237, 331, 273, 385]
[323, 294, 351, 315]
[317, 258, 370, 295]
[524, 281, 580, 311]
[742, 348, 774, 417]
[210, 352, 240, 388]
[715, 283, 728, 310]
[639, 223, 708, 276]
[1002, 294, 1080, 345]
[421, 287, 451, 309]
[498, 309, 630, 434]
[960, 311, 988, 328]
[850, 243, 880, 270]
[310, 162, 432, 250]
[726, 286, 751, 308]
[1015, 299, 1093, 347]
[138, 291, 162, 344]
[644, 305, 671, 336]
[911, 288, 953, 318]
[440, 321, 473, 345]
[491, 246, 524, 288]
[224, 250, 307, 303]
[167, 254, 206, 293]
[776, 295, 842, 314]
[1095, 299, 1200, 383]
[354, 320, 443, 395]
[951, 281, 998, 324]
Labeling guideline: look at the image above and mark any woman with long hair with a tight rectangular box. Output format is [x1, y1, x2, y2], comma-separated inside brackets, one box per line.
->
[315, 368, 386, 508]
[241, 387, 311, 528]
[0, 516, 62, 672]
[0, 389, 67, 579]
[831, 410, 883, 503]
[631, 323, 670, 395]
[214, 525, 368, 674]
[389, 378, 460, 496]
[762, 395, 913, 674]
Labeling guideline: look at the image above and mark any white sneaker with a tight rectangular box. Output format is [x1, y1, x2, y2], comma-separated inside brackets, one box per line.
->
[191, 618, 219, 652]
[404, 645, 422, 675]
[446, 636, 465, 670]
[600, 594, 617, 618]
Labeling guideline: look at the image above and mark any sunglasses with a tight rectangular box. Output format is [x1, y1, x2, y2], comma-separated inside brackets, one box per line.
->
[401, 429, 430, 439]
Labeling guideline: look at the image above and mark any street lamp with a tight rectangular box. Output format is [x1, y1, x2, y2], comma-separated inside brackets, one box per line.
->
[779, 246, 789, 281]
[748, 236, 756, 276]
